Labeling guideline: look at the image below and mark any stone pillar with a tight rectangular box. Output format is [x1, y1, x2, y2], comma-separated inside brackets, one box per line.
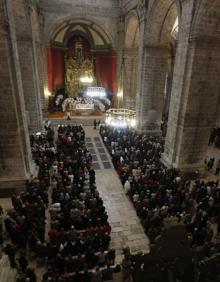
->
[0, 0, 35, 193]
[32, 1, 49, 118]
[123, 48, 138, 109]
[164, 50, 175, 116]
[116, 15, 125, 107]
[162, 1, 220, 172]
[137, 45, 169, 132]
[136, 16, 146, 127]
[13, 0, 43, 132]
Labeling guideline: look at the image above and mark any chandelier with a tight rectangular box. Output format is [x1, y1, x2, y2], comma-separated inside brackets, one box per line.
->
[105, 108, 136, 128]
[86, 87, 106, 98]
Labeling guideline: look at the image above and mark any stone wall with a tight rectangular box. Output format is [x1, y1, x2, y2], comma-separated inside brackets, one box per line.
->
[162, 0, 220, 172]
[43, 0, 119, 49]
[0, 0, 35, 191]
[123, 48, 138, 109]
[12, 0, 44, 131]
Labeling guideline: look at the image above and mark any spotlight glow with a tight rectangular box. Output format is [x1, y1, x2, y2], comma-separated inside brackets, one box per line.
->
[86, 87, 106, 98]
[44, 87, 51, 98]
[80, 76, 94, 84]
[105, 108, 137, 129]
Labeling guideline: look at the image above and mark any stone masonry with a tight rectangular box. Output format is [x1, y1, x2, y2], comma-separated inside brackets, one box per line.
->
[12, 0, 44, 132]
[0, 0, 35, 192]
[162, 0, 220, 173]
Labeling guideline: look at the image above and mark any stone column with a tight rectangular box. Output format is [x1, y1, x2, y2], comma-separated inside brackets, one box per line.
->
[0, 0, 35, 193]
[116, 15, 125, 107]
[162, 38, 220, 172]
[161, 1, 220, 172]
[137, 45, 169, 132]
[13, 0, 43, 132]
[164, 50, 175, 116]
[32, 1, 49, 118]
[136, 16, 146, 127]
[123, 48, 138, 109]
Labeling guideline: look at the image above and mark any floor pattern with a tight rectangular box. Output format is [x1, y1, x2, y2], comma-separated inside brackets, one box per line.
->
[85, 135, 113, 170]
[84, 126, 150, 263]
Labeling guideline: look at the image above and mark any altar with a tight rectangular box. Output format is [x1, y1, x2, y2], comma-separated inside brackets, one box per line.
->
[47, 35, 114, 118]
[61, 97, 96, 115]
[75, 103, 94, 114]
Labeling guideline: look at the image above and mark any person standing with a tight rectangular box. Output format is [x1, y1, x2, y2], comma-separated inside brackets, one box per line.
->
[66, 111, 71, 120]
[4, 243, 17, 268]
[207, 158, 215, 171]
[216, 160, 220, 175]
[93, 119, 97, 130]
[18, 254, 28, 273]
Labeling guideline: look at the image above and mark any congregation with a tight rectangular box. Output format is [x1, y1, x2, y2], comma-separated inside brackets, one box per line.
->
[100, 125, 220, 276]
[0, 125, 120, 282]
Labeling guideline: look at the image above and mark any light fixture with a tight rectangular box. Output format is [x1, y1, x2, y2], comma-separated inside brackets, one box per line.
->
[105, 108, 137, 128]
[86, 87, 106, 98]
[80, 76, 94, 84]
[44, 87, 51, 98]
[117, 90, 123, 97]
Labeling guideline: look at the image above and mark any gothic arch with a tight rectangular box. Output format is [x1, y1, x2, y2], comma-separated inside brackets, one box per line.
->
[146, 0, 179, 46]
[190, 0, 220, 40]
[136, 0, 180, 130]
[125, 11, 140, 49]
[46, 17, 115, 49]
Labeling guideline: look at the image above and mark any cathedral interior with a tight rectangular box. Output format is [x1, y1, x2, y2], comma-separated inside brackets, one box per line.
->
[1, 0, 220, 281]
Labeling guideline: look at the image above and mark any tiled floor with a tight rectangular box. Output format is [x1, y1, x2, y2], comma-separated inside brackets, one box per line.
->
[84, 126, 150, 263]
[85, 128, 113, 171]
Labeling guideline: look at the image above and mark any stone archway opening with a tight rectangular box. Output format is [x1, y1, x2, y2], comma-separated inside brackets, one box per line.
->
[46, 19, 117, 114]
[136, 0, 179, 132]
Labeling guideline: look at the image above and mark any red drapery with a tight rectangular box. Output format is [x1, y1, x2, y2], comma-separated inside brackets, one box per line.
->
[47, 44, 117, 97]
[47, 48, 65, 93]
[95, 52, 117, 96]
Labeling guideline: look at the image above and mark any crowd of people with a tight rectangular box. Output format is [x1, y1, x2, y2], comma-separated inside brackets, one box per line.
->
[2, 121, 220, 281]
[100, 125, 220, 258]
[0, 124, 120, 282]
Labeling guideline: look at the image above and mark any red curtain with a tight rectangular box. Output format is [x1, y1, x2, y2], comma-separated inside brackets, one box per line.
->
[47, 45, 117, 97]
[47, 48, 65, 93]
[95, 52, 117, 97]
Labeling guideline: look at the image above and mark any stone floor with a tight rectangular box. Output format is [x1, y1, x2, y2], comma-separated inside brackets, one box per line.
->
[84, 126, 150, 263]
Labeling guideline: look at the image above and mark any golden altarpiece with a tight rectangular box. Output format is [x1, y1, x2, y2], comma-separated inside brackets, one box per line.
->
[65, 38, 95, 97]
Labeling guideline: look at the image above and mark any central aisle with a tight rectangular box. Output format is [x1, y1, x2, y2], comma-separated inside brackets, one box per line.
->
[84, 126, 150, 263]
